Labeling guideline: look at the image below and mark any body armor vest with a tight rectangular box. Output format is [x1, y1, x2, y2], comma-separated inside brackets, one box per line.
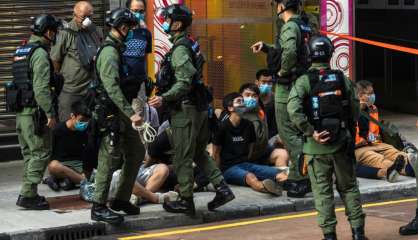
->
[156, 36, 210, 112]
[6, 43, 53, 112]
[304, 69, 351, 143]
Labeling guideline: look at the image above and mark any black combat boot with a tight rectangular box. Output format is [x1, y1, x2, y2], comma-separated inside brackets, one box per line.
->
[323, 232, 337, 240]
[285, 179, 312, 198]
[91, 203, 124, 224]
[352, 226, 368, 240]
[208, 180, 235, 211]
[16, 194, 50, 210]
[163, 196, 195, 216]
[110, 199, 140, 215]
[399, 209, 418, 235]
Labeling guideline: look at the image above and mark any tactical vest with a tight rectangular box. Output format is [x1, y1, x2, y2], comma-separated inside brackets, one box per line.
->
[91, 39, 142, 114]
[155, 36, 210, 112]
[304, 69, 351, 143]
[6, 43, 53, 112]
[288, 17, 312, 77]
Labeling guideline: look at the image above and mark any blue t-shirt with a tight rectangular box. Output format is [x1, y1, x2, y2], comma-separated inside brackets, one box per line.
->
[123, 28, 152, 80]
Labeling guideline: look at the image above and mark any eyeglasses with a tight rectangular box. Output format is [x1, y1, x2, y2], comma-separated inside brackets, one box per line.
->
[233, 99, 244, 104]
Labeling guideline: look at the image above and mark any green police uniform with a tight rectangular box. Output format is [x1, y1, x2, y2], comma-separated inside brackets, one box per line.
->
[274, 15, 306, 181]
[161, 32, 224, 198]
[50, 19, 101, 120]
[16, 35, 55, 198]
[287, 63, 365, 234]
[93, 34, 145, 204]
[242, 111, 269, 161]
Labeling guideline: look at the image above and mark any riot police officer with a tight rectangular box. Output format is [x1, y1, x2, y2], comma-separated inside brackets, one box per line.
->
[287, 36, 367, 240]
[8, 14, 60, 210]
[251, 0, 312, 198]
[90, 8, 145, 224]
[149, 4, 235, 215]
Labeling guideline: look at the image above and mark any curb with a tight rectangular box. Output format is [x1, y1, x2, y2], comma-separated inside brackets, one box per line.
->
[4, 183, 417, 240]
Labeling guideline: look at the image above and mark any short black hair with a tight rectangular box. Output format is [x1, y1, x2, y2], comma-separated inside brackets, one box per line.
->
[239, 83, 260, 96]
[71, 100, 91, 118]
[256, 69, 271, 80]
[223, 92, 242, 110]
[126, 0, 147, 9]
[356, 80, 373, 93]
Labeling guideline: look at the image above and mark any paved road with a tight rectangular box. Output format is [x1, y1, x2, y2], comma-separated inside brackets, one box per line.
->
[99, 199, 418, 240]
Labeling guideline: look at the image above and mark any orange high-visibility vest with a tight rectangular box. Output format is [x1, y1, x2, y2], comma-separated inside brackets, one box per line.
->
[355, 105, 381, 146]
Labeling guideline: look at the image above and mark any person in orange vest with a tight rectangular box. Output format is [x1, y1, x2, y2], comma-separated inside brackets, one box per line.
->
[355, 80, 415, 182]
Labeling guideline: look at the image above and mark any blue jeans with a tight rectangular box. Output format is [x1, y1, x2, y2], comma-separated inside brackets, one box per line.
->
[223, 162, 280, 186]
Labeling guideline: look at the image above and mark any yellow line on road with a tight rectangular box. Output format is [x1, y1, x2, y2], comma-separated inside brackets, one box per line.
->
[119, 198, 417, 240]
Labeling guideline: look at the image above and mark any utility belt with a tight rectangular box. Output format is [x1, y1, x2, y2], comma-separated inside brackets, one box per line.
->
[5, 81, 37, 112]
[275, 67, 306, 86]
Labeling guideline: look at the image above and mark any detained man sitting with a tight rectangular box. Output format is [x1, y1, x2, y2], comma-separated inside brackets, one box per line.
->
[44, 100, 91, 191]
[212, 93, 287, 196]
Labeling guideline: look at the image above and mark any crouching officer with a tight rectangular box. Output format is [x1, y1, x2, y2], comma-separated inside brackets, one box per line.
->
[149, 4, 234, 215]
[287, 36, 367, 240]
[90, 8, 145, 224]
[7, 15, 60, 210]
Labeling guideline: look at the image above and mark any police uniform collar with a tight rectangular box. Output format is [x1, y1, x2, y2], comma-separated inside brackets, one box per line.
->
[170, 32, 188, 44]
[107, 32, 126, 52]
[288, 14, 300, 21]
[28, 35, 49, 48]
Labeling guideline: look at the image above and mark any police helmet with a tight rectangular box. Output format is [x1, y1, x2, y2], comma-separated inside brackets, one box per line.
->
[308, 35, 335, 62]
[163, 4, 193, 30]
[274, 0, 301, 9]
[106, 8, 137, 28]
[30, 14, 61, 36]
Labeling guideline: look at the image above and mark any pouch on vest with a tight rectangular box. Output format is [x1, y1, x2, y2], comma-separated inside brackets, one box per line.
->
[5, 82, 22, 112]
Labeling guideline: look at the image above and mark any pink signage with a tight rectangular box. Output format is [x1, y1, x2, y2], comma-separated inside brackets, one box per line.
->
[321, 0, 354, 77]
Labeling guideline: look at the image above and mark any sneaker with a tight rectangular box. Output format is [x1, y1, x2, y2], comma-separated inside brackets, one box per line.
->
[400, 217, 418, 235]
[110, 199, 140, 215]
[157, 191, 179, 204]
[91, 203, 124, 224]
[44, 176, 60, 192]
[262, 179, 283, 196]
[60, 177, 76, 191]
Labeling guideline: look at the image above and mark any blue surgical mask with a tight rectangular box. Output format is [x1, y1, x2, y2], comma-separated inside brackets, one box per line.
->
[368, 94, 376, 105]
[259, 84, 272, 95]
[125, 30, 134, 42]
[243, 97, 258, 109]
[162, 21, 171, 34]
[134, 12, 145, 22]
[74, 121, 89, 132]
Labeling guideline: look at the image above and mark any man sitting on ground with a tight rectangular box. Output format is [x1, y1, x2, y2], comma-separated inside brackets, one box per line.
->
[45, 100, 91, 191]
[212, 92, 287, 196]
[239, 83, 289, 169]
[355, 80, 415, 181]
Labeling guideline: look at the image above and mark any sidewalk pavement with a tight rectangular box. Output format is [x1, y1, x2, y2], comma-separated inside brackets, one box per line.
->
[0, 111, 417, 240]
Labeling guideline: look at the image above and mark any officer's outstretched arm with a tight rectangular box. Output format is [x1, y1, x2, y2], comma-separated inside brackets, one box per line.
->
[31, 48, 55, 118]
[287, 77, 314, 136]
[98, 47, 135, 118]
[161, 46, 195, 102]
[346, 77, 360, 122]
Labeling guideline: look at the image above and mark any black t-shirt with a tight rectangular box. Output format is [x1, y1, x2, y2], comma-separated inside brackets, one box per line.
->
[52, 122, 88, 162]
[264, 100, 278, 139]
[213, 118, 256, 171]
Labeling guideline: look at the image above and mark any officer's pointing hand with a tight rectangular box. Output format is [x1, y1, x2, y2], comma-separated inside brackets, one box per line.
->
[46, 117, 57, 129]
[251, 41, 264, 53]
[148, 96, 163, 108]
[130, 114, 143, 126]
[313, 131, 330, 144]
